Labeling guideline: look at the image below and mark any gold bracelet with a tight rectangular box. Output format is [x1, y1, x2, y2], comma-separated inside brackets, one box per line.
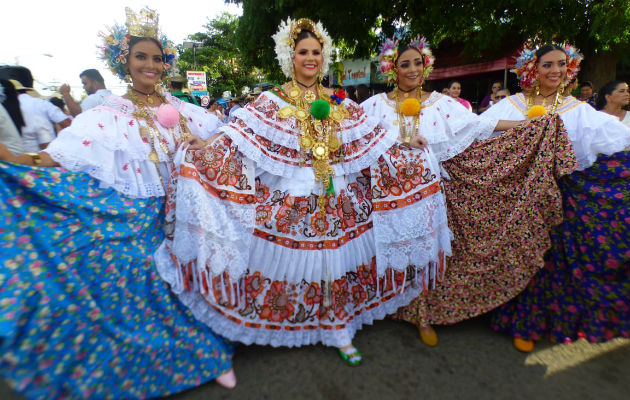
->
[25, 153, 42, 166]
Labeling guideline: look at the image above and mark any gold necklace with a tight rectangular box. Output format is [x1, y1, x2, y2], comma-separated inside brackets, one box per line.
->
[131, 86, 157, 105]
[127, 86, 192, 169]
[395, 86, 422, 145]
[278, 82, 349, 215]
[525, 86, 563, 116]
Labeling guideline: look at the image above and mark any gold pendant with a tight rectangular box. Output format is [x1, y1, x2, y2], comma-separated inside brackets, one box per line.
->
[312, 142, 328, 160]
[147, 96, 154, 105]
[303, 90, 316, 103]
[289, 87, 301, 99]
[403, 92, 409, 98]
[299, 134, 315, 151]
[278, 106, 294, 119]
[330, 109, 343, 123]
[295, 109, 309, 121]
[328, 135, 341, 152]
[149, 150, 159, 163]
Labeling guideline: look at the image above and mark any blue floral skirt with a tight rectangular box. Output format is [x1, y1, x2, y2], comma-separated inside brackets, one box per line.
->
[0, 162, 234, 399]
[491, 152, 630, 343]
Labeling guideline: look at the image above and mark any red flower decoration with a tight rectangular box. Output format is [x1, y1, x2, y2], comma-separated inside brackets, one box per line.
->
[260, 282, 296, 322]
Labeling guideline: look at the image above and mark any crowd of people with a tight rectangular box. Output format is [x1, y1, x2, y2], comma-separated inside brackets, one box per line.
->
[0, 7, 628, 399]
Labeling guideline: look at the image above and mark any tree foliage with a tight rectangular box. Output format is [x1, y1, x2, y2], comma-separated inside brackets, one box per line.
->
[229, 0, 630, 75]
[177, 12, 266, 98]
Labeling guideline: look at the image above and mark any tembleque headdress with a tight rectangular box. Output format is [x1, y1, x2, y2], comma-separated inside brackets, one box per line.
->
[512, 40, 583, 90]
[378, 35, 435, 84]
[272, 17, 333, 79]
[99, 7, 177, 81]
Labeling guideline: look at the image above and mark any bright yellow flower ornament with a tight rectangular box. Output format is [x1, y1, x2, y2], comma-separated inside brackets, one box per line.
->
[401, 98, 422, 116]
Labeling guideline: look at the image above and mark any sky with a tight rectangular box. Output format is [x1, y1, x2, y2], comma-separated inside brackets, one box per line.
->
[1, 1, 241, 97]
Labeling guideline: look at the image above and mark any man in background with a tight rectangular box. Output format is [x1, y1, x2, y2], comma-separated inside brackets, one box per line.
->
[60, 69, 112, 116]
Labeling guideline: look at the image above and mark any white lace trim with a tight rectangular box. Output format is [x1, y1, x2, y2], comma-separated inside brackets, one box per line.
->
[483, 94, 630, 170]
[45, 94, 220, 198]
[228, 93, 382, 150]
[362, 92, 498, 162]
[373, 191, 452, 276]
[155, 243, 440, 347]
[224, 120, 397, 180]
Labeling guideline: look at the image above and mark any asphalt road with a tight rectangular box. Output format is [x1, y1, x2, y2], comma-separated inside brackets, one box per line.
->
[2, 316, 628, 400]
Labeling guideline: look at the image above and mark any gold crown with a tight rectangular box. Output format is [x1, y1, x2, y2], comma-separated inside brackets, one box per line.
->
[125, 7, 159, 39]
[289, 18, 324, 47]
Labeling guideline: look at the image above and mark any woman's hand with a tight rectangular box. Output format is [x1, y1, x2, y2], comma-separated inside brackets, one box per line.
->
[204, 133, 222, 146]
[182, 135, 207, 150]
[408, 135, 429, 150]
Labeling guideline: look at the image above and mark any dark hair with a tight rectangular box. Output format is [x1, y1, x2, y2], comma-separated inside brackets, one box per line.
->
[128, 36, 165, 58]
[170, 81, 184, 90]
[0, 79, 25, 134]
[356, 84, 370, 103]
[535, 44, 565, 61]
[596, 80, 625, 110]
[80, 69, 105, 85]
[294, 30, 320, 48]
[0, 65, 34, 89]
[581, 81, 593, 88]
[448, 80, 461, 89]
[49, 97, 65, 110]
[395, 45, 423, 66]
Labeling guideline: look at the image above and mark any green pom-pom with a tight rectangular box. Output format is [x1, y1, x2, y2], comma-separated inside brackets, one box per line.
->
[310, 99, 330, 120]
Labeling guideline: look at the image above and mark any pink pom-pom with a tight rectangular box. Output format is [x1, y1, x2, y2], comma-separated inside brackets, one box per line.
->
[156, 104, 180, 128]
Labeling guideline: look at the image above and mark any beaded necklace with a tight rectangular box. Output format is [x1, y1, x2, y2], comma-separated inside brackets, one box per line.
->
[127, 86, 192, 185]
[394, 86, 422, 145]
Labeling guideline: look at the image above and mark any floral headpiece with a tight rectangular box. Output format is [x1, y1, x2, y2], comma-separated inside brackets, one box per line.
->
[512, 40, 583, 89]
[378, 35, 435, 84]
[272, 17, 333, 79]
[98, 7, 177, 81]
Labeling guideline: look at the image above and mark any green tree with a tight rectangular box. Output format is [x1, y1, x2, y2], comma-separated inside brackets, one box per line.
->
[177, 12, 267, 98]
[229, 0, 630, 88]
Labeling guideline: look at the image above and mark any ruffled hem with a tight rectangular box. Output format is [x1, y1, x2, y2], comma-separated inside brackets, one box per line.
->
[155, 245, 440, 347]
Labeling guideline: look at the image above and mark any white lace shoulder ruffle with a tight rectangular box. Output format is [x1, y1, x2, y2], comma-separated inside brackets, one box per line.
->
[45, 94, 213, 198]
[483, 94, 630, 170]
[219, 90, 398, 180]
[361, 92, 498, 161]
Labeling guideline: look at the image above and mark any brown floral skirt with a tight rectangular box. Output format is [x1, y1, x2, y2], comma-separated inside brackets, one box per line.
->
[394, 115, 578, 326]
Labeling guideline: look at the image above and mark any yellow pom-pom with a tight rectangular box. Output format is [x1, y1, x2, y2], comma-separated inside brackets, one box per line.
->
[527, 105, 547, 118]
[400, 98, 421, 116]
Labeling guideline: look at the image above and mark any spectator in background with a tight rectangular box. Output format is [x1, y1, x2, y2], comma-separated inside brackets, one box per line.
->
[49, 96, 70, 134]
[579, 80, 597, 106]
[227, 96, 244, 121]
[564, 76, 579, 97]
[356, 84, 370, 104]
[0, 79, 24, 154]
[7, 79, 55, 152]
[448, 80, 472, 111]
[494, 88, 510, 102]
[60, 69, 112, 117]
[0, 66, 72, 133]
[478, 81, 503, 113]
[597, 80, 630, 129]
[168, 75, 199, 105]
[345, 86, 358, 102]
[49, 96, 65, 112]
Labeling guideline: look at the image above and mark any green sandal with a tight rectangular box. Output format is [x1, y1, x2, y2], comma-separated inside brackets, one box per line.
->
[338, 346, 362, 366]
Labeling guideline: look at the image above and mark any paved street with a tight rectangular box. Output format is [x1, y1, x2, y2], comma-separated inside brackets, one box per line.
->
[5, 316, 627, 400]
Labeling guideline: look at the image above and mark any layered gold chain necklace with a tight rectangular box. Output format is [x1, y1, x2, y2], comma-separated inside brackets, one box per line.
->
[127, 85, 192, 170]
[278, 81, 349, 215]
[394, 86, 422, 145]
[525, 86, 563, 117]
